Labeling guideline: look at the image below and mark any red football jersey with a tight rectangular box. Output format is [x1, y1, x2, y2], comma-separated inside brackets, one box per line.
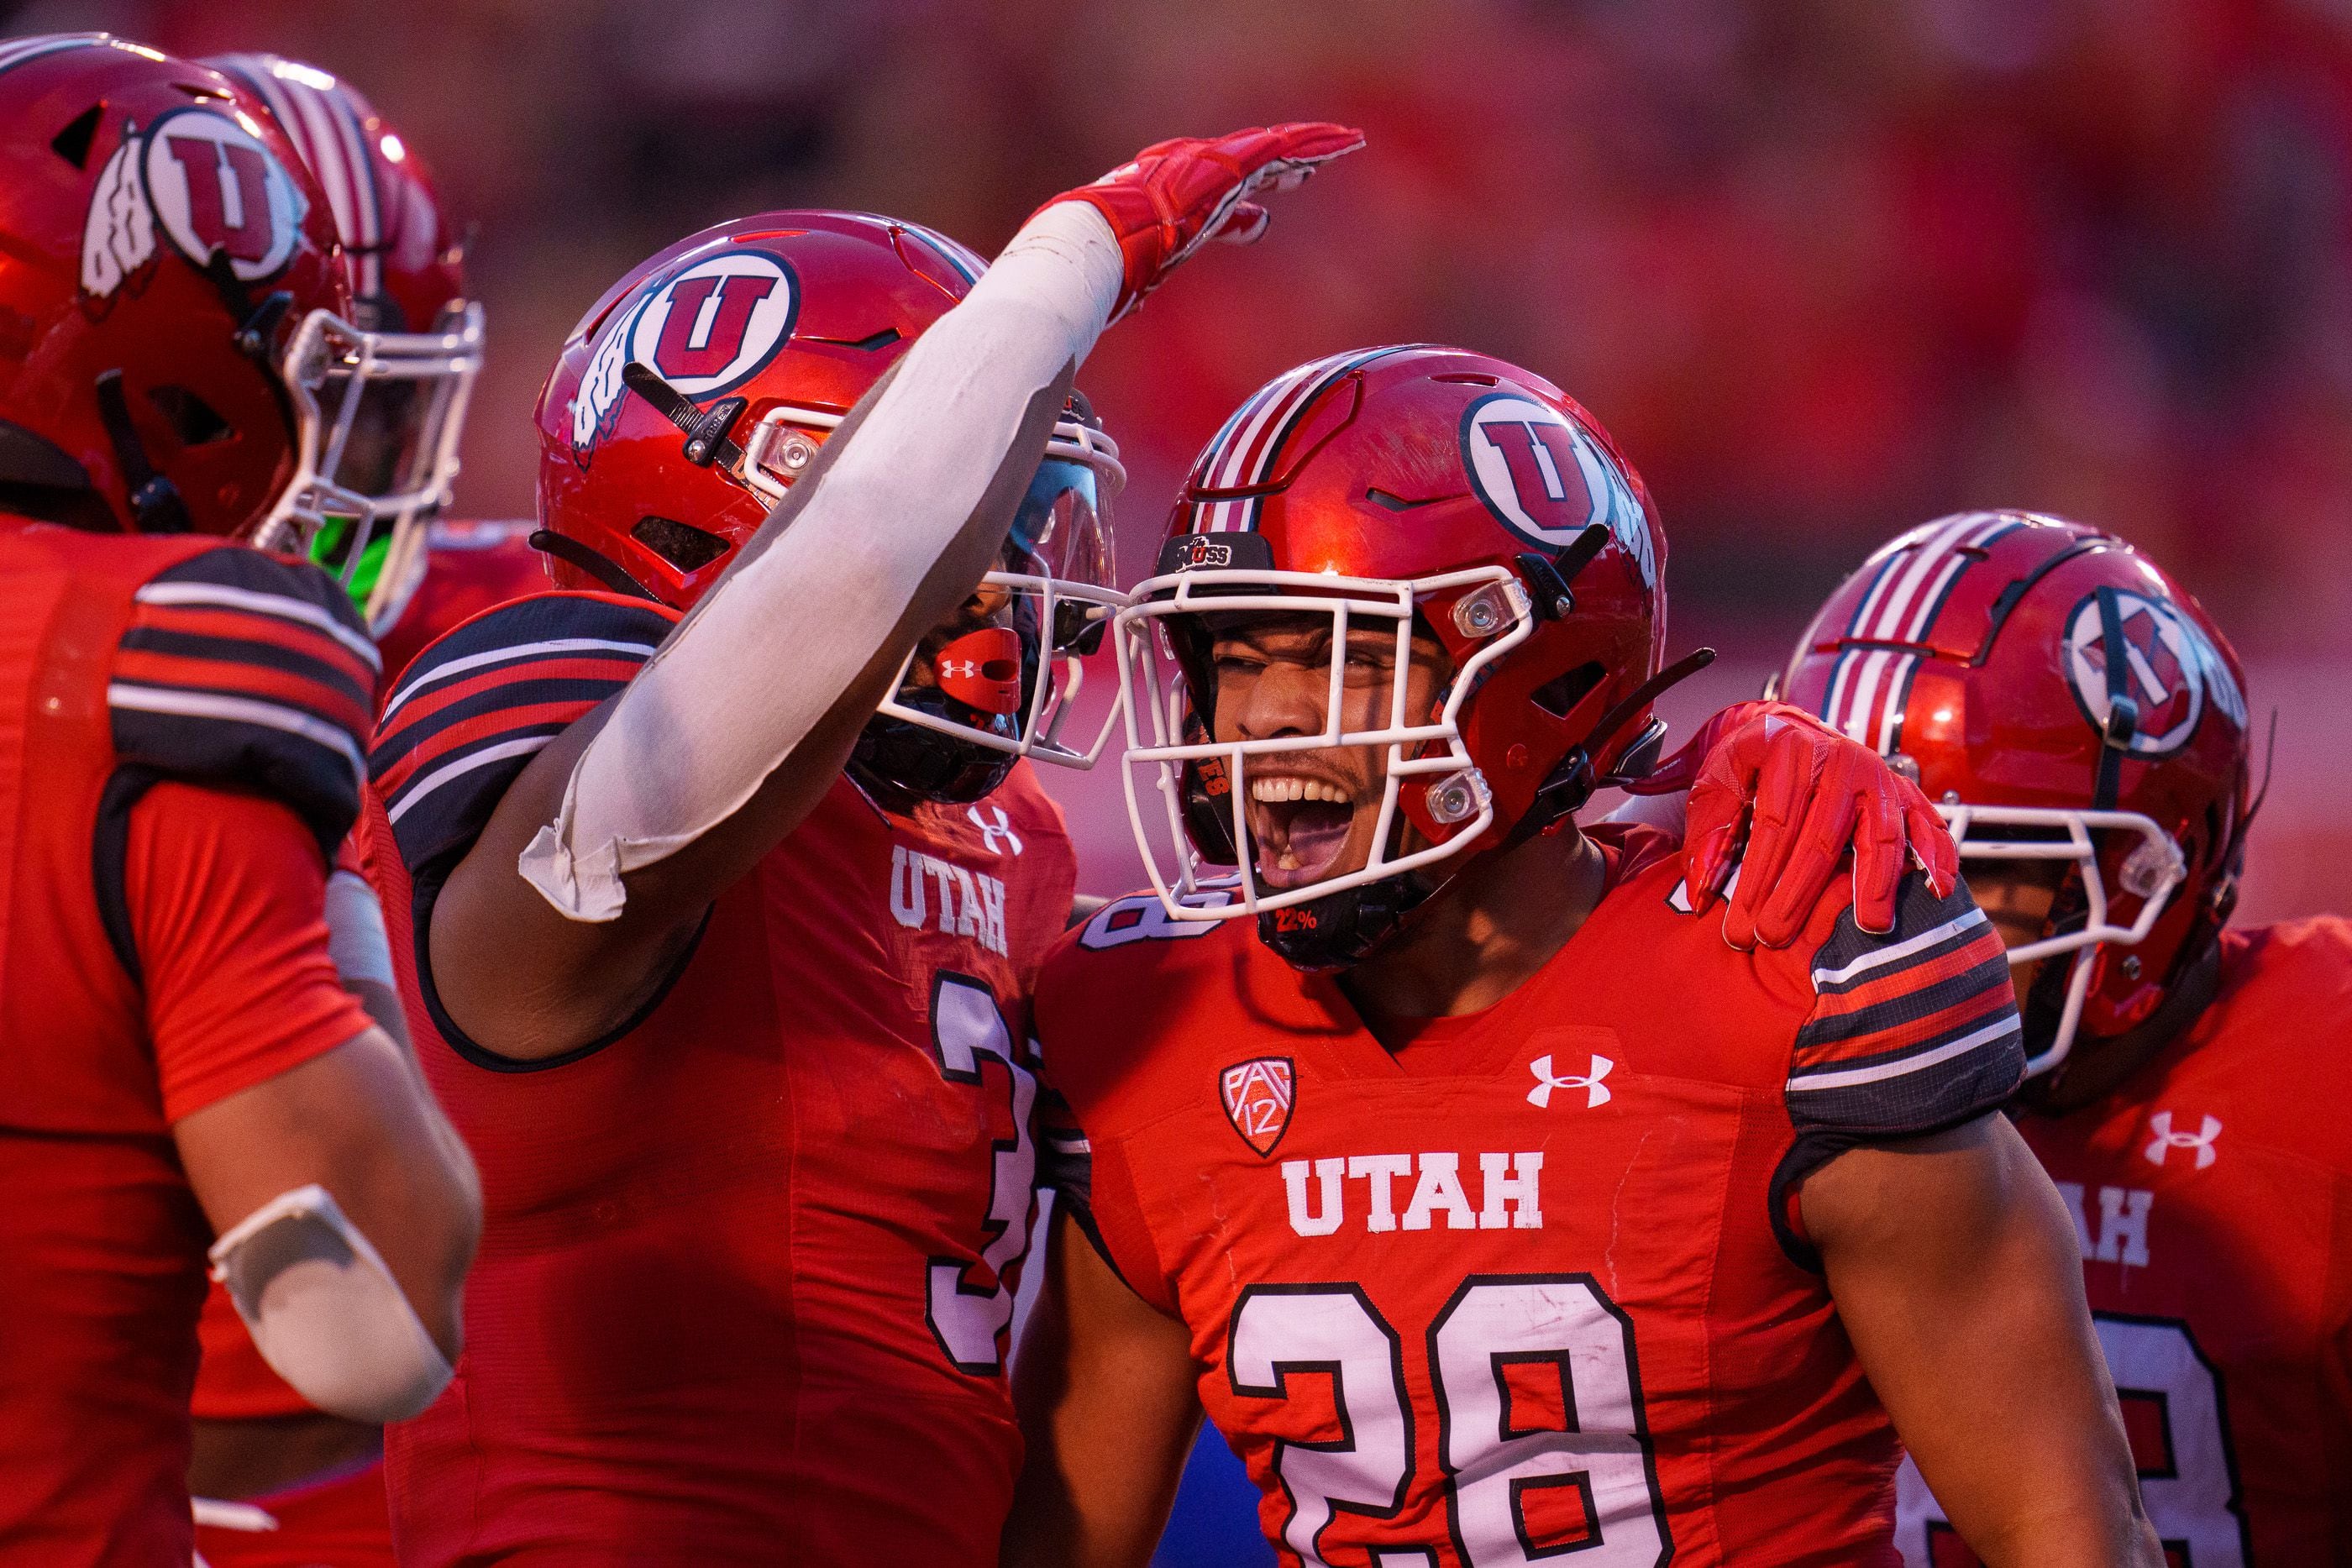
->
[0, 525, 375, 1565]
[1035, 832, 2027, 1567]
[361, 591, 1077, 1564]
[1895, 918, 2352, 1566]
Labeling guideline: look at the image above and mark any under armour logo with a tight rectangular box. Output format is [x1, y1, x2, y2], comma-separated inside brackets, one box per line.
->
[942, 658, 979, 679]
[1527, 1053, 1612, 1109]
[966, 804, 1024, 857]
[2143, 1111, 2222, 1170]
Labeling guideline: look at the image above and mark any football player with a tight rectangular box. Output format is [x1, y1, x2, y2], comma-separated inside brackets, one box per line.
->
[202, 50, 541, 689]
[1005, 348, 2161, 1565]
[360, 128, 1363, 1561]
[1774, 512, 2352, 1565]
[178, 50, 514, 1568]
[0, 35, 479, 1566]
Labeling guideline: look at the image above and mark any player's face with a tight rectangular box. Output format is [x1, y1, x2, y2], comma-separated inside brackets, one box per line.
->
[1205, 612, 1450, 891]
[899, 459, 1105, 708]
[1961, 857, 2069, 1005]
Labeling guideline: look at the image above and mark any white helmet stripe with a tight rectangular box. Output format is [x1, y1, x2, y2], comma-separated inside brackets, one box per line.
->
[1843, 549, 1906, 638]
[1838, 648, 1893, 743]
[0, 32, 111, 76]
[1866, 511, 2021, 642]
[896, 221, 987, 286]
[1193, 347, 1397, 532]
[1865, 512, 1982, 639]
[1819, 648, 1859, 734]
[315, 83, 384, 297]
[1873, 653, 1919, 753]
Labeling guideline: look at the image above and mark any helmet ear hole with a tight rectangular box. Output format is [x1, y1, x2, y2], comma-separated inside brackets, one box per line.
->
[147, 386, 232, 448]
[1530, 661, 1605, 720]
[631, 514, 730, 574]
[49, 103, 101, 168]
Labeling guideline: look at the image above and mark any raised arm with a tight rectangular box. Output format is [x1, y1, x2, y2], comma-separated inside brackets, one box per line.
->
[430, 123, 1362, 1060]
[1805, 1114, 2160, 1566]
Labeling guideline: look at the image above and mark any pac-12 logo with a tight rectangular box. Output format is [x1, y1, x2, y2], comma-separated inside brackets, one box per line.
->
[82, 107, 310, 301]
[2063, 588, 2241, 756]
[572, 249, 801, 457]
[1460, 391, 1656, 588]
[1220, 1057, 1294, 1157]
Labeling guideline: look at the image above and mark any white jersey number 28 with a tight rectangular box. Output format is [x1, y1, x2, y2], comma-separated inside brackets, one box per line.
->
[1894, 1313, 2250, 1565]
[1227, 1273, 1671, 1567]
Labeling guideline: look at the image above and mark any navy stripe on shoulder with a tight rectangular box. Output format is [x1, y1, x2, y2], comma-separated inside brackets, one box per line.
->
[143, 546, 379, 671]
[370, 591, 676, 878]
[109, 548, 378, 852]
[1786, 871, 2025, 1138]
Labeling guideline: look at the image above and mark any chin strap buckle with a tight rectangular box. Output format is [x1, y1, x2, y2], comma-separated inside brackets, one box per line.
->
[622, 362, 748, 472]
[1516, 522, 1614, 621]
[233, 291, 295, 363]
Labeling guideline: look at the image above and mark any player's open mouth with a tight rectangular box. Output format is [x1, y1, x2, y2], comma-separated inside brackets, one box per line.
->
[1247, 774, 1357, 889]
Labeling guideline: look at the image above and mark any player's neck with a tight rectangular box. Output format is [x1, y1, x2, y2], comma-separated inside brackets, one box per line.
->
[1340, 826, 1606, 1021]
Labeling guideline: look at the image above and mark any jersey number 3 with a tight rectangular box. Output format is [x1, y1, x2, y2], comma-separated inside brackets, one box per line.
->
[1230, 1274, 1671, 1567]
[924, 972, 1037, 1376]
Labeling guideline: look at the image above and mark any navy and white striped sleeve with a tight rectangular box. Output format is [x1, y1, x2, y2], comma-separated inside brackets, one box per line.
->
[367, 592, 677, 879]
[110, 548, 378, 852]
[1784, 871, 2026, 1138]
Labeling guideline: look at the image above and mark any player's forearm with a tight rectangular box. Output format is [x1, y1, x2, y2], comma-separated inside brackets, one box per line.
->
[1809, 1118, 2158, 1565]
[1960, 1499, 2161, 1567]
[428, 511, 1029, 1058]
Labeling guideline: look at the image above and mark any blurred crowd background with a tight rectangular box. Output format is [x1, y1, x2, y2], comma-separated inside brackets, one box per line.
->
[12, 0, 2349, 926]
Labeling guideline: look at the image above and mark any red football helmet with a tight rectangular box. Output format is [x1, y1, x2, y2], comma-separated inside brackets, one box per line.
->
[202, 51, 483, 632]
[0, 34, 361, 543]
[1116, 344, 1674, 960]
[1777, 511, 2252, 1077]
[537, 210, 1126, 794]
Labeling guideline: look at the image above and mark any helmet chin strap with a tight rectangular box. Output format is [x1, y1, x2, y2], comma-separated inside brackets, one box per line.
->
[92, 370, 192, 533]
[848, 694, 1019, 808]
[2021, 926, 2223, 1114]
[1258, 866, 1441, 973]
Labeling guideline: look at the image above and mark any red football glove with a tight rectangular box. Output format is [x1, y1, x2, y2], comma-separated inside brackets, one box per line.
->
[1042, 122, 1366, 321]
[1629, 700, 1959, 949]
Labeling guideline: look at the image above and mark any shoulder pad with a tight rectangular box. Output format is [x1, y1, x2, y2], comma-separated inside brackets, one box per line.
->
[109, 548, 379, 852]
[370, 591, 678, 877]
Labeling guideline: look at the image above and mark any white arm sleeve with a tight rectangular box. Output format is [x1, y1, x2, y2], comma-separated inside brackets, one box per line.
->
[517, 202, 1122, 920]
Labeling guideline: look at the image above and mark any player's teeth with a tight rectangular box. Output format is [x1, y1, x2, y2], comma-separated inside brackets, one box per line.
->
[1250, 777, 1347, 804]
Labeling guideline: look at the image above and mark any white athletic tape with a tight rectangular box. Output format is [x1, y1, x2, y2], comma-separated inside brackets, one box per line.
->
[517, 202, 1122, 920]
[208, 1184, 452, 1424]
